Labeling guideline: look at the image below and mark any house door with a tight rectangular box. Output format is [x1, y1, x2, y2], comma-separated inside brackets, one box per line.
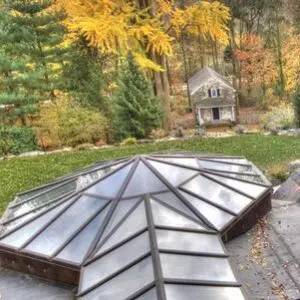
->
[212, 108, 220, 120]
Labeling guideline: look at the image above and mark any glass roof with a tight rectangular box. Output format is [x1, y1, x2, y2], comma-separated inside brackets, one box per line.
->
[0, 153, 272, 299]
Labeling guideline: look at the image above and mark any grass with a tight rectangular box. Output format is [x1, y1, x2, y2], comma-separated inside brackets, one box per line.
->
[0, 135, 299, 216]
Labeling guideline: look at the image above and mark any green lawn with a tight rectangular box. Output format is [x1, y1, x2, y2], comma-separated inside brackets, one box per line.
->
[0, 135, 299, 216]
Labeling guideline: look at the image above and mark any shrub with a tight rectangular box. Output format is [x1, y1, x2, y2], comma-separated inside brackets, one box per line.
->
[123, 137, 137, 145]
[75, 143, 95, 151]
[149, 128, 168, 139]
[261, 104, 295, 131]
[0, 127, 38, 156]
[35, 95, 108, 149]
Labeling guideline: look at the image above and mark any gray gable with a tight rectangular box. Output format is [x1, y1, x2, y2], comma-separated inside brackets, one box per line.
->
[188, 67, 235, 95]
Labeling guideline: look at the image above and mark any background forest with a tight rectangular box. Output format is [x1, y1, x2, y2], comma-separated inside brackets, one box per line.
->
[0, 0, 300, 155]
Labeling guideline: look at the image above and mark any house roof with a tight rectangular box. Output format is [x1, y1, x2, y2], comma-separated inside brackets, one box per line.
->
[195, 97, 235, 108]
[0, 153, 272, 300]
[188, 67, 235, 96]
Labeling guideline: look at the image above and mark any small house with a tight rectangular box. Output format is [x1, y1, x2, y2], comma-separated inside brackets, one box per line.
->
[188, 67, 237, 126]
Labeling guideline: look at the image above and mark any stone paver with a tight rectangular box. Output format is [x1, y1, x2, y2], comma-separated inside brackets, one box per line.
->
[0, 268, 74, 300]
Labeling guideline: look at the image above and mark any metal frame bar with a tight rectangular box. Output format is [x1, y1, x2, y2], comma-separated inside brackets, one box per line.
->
[145, 197, 166, 300]
[77, 252, 152, 297]
[50, 200, 111, 259]
[0, 192, 78, 239]
[1, 191, 74, 226]
[84, 199, 145, 266]
[142, 157, 217, 231]
[163, 278, 241, 287]
[80, 158, 139, 265]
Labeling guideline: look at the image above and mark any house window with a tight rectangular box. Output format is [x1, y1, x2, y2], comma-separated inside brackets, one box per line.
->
[208, 88, 220, 98]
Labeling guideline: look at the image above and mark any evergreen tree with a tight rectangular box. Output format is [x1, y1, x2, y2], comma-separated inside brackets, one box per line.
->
[113, 57, 163, 141]
[0, 0, 68, 125]
[294, 86, 300, 128]
[63, 36, 107, 112]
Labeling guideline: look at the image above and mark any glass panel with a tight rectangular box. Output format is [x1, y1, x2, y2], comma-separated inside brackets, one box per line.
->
[156, 230, 225, 254]
[148, 160, 198, 186]
[85, 163, 132, 197]
[209, 158, 249, 165]
[76, 162, 126, 190]
[198, 159, 252, 173]
[2, 198, 66, 234]
[82, 232, 150, 291]
[80, 257, 154, 300]
[25, 196, 108, 256]
[182, 175, 252, 214]
[96, 201, 147, 255]
[98, 198, 139, 245]
[180, 191, 234, 230]
[123, 162, 167, 197]
[0, 198, 74, 248]
[160, 254, 237, 282]
[227, 173, 264, 183]
[151, 157, 200, 169]
[135, 288, 157, 300]
[165, 285, 245, 300]
[150, 199, 207, 231]
[207, 174, 267, 198]
[7, 196, 66, 221]
[14, 181, 64, 203]
[11, 180, 77, 212]
[154, 193, 198, 219]
[55, 205, 111, 264]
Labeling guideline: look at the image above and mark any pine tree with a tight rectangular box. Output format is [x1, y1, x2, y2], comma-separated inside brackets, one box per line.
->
[63, 36, 107, 112]
[113, 57, 163, 140]
[0, 0, 68, 125]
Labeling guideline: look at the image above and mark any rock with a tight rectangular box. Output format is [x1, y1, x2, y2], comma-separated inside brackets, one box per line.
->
[278, 128, 300, 137]
[19, 151, 45, 157]
[288, 160, 300, 172]
[233, 125, 246, 135]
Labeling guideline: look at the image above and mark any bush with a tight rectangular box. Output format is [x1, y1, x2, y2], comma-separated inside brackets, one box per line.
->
[35, 95, 108, 149]
[123, 137, 137, 145]
[261, 104, 295, 131]
[150, 128, 168, 139]
[0, 127, 38, 156]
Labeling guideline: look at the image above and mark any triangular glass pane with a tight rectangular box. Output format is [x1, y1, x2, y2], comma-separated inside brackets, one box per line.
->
[95, 201, 147, 256]
[0, 198, 74, 248]
[150, 199, 207, 231]
[182, 175, 252, 214]
[76, 162, 126, 190]
[56, 204, 111, 264]
[148, 160, 198, 186]
[98, 198, 140, 246]
[123, 162, 167, 197]
[25, 196, 108, 256]
[81, 231, 150, 291]
[85, 163, 132, 197]
[154, 192, 198, 220]
[180, 191, 234, 230]
[206, 174, 267, 198]
[80, 256, 154, 300]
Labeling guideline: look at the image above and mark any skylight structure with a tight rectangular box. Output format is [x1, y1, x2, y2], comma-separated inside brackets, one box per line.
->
[0, 153, 272, 299]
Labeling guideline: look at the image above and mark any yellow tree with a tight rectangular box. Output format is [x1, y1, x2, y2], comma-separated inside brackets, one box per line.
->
[56, 0, 230, 130]
[282, 32, 300, 94]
